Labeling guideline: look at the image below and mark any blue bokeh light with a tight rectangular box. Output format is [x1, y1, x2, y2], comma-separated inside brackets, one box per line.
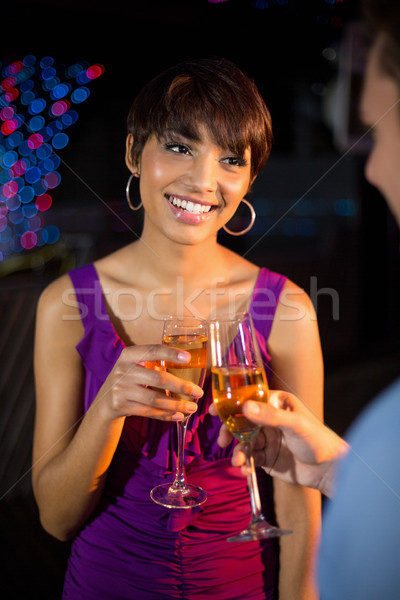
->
[28, 98, 46, 115]
[51, 83, 71, 99]
[71, 86, 90, 103]
[28, 115, 45, 131]
[52, 132, 69, 149]
[0, 54, 104, 261]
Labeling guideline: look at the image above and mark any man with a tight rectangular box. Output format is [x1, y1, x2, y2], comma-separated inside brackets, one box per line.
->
[212, 1, 400, 597]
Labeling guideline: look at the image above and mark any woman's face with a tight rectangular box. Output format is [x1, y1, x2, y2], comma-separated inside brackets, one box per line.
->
[126, 126, 252, 246]
[361, 34, 400, 226]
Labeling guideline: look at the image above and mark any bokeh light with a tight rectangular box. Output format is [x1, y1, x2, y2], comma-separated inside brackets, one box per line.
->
[36, 193, 52, 211]
[86, 64, 104, 80]
[21, 230, 37, 249]
[0, 55, 105, 261]
[71, 87, 90, 103]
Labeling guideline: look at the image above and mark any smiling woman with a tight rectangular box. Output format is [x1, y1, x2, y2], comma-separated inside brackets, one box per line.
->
[126, 125, 253, 245]
[32, 57, 323, 600]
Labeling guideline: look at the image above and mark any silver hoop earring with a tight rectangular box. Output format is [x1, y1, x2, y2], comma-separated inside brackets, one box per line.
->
[223, 199, 256, 236]
[126, 174, 143, 211]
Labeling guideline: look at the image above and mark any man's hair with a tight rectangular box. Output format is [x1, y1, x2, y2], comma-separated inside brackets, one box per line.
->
[363, 0, 400, 89]
[127, 58, 273, 180]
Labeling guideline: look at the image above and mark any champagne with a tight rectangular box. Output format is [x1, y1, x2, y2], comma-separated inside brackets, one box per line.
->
[163, 334, 208, 389]
[211, 366, 269, 442]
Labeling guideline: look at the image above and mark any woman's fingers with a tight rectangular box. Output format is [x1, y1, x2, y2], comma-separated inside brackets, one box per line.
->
[138, 385, 199, 414]
[118, 345, 203, 396]
[106, 344, 204, 421]
[122, 343, 191, 366]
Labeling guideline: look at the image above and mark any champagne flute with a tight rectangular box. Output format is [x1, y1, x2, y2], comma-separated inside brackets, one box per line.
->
[209, 313, 292, 541]
[150, 316, 208, 509]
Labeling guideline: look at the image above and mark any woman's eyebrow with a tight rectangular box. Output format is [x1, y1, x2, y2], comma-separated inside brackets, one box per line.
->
[161, 128, 200, 143]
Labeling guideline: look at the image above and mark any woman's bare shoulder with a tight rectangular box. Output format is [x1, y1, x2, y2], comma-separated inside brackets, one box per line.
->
[277, 278, 317, 320]
[38, 272, 76, 311]
[36, 273, 84, 341]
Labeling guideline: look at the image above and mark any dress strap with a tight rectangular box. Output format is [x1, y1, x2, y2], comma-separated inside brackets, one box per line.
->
[250, 267, 288, 342]
[68, 263, 108, 335]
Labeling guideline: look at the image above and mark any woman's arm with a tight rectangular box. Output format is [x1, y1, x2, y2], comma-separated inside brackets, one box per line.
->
[32, 275, 202, 541]
[268, 280, 323, 600]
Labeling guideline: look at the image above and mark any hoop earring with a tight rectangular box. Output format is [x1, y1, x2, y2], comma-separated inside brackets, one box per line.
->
[126, 173, 143, 211]
[223, 199, 256, 236]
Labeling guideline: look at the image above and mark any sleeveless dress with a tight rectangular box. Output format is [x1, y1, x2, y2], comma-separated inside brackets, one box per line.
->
[62, 263, 287, 600]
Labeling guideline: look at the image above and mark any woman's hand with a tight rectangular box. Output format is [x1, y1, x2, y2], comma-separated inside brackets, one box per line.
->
[101, 344, 203, 422]
[210, 390, 349, 497]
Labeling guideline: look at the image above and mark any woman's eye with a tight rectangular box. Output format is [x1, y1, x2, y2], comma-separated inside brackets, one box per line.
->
[222, 156, 247, 167]
[165, 143, 191, 155]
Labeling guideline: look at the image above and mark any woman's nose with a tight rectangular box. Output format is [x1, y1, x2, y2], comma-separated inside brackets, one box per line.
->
[183, 155, 218, 193]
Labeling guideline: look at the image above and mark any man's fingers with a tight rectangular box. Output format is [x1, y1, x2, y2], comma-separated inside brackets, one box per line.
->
[243, 400, 281, 425]
[217, 423, 234, 448]
[209, 402, 218, 416]
[232, 448, 246, 467]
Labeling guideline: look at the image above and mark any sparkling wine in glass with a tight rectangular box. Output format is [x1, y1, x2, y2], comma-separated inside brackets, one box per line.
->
[209, 313, 292, 541]
[150, 316, 208, 509]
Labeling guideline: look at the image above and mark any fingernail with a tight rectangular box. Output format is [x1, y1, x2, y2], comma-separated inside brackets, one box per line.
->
[190, 386, 203, 398]
[246, 401, 260, 416]
[172, 412, 184, 421]
[185, 402, 198, 413]
[177, 351, 190, 362]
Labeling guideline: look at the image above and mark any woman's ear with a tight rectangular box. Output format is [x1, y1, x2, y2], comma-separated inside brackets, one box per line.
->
[247, 174, 257, 195]
[125, 134, 137, 173]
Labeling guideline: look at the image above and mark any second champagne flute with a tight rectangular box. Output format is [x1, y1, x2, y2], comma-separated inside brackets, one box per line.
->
[209, 313, 292, 541]
[150, 316, 208, 509]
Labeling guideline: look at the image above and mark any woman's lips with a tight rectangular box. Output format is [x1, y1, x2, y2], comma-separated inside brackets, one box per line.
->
[165, 194, 217, 224]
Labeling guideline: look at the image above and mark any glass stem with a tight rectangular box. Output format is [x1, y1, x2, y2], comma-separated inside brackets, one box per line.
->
[243, 441, 264, 523]
[172, 417, 189, 489]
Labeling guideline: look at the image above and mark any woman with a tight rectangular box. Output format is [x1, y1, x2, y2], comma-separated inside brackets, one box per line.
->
[32, 58, 323, 600]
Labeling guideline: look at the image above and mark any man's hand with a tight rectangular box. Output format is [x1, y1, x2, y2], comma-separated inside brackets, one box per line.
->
[210, 390, 349, 497]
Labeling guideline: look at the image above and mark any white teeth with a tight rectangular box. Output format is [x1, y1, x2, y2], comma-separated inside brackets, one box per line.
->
[168, 196, 212, 214]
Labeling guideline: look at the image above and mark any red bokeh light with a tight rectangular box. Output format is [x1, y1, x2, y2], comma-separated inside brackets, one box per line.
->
[7, 61, 24, 75]
[35, 193, 52, 212]
[0, 106, 15, 121]
[11, 160, 28, 177]
[1, 119, 16, 135]
[21, 231, 37, 250]
[1, 118, 21, 135]
[2, 180, 18, 198]
[50, 100, 70, 116]
[5, 88, 19, 102]
[86, 64, 105, 80]
[1, 76, 17, 90]
[43, 172, 60, 189]
[27, 133, 44, 149]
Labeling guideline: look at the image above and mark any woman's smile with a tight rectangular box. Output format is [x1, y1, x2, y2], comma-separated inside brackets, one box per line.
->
[166, 194, 214, 214]
[165, 193, 217, 225]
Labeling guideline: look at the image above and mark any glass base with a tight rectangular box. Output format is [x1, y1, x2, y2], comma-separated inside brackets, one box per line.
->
[227, 520, 292, 542]
[150, 483, 208, 509]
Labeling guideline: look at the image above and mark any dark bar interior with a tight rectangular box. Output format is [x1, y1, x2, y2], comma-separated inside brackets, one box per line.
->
[1, 0, 400, 597]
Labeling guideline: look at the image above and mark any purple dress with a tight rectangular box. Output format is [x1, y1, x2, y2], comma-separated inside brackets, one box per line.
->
[63, 264, 287, 600]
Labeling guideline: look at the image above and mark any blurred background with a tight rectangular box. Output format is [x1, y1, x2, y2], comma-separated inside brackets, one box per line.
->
[1, 0, 400, 596]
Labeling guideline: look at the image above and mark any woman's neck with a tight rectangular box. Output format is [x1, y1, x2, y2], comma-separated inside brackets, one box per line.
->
[134, 230, 227, 287]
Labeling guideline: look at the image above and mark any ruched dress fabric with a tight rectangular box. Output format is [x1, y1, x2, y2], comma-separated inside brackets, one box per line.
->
[62, 263, 287, 600]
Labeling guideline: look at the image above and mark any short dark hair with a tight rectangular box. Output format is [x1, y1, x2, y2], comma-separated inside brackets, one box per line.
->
[127, 58, 273, 180]
[363, 0, 400, 89]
